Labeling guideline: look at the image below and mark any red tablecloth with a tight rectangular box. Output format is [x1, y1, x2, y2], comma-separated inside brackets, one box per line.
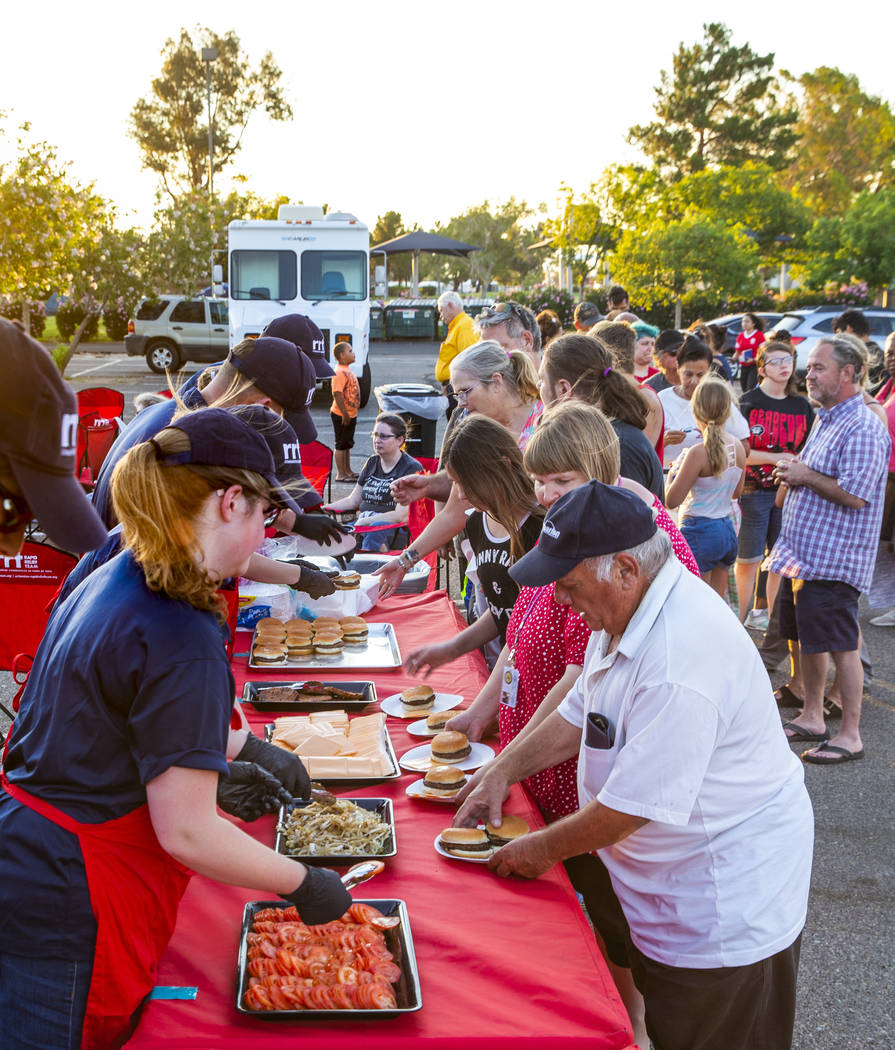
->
[125, 590, 635, 1050]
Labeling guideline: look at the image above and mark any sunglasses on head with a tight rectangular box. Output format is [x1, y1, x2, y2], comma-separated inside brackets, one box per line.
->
[478, 302, 525, 325]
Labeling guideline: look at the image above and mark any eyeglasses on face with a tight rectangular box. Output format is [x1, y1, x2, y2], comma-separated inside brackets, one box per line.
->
[763, 356, 793, 368]
[371, 430, 400, 440]
[454, 380, 487, 402]
[262, 504, 280, 528]
[0, 484, 31, 535]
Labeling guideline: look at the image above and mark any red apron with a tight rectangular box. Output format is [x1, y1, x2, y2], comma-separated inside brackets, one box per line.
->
[0, 775, 192, 1050]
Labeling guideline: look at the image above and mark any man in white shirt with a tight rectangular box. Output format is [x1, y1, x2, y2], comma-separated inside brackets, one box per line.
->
[659, 336, 749, 467]
[456, 481, 813, 1050]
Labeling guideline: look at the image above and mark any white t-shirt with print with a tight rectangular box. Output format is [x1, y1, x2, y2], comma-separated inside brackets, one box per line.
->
[658, 386, 750, 467]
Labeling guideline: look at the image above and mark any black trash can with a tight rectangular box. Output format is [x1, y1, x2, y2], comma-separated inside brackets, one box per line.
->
[374, 383, 449, 460]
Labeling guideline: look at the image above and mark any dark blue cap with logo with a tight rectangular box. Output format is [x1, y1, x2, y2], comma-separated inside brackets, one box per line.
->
[228, 335, 317, 443]
[157, 408, 304, 517]
[509, 481, 657, 587]
[263, 314, 335, 379]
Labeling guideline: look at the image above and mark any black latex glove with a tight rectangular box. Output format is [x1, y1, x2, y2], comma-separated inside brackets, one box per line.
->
[282, 865, 352, 925]
[292, 511, 351, 547]
[289, 565, 336, 600]
[216, 762, 292, 821]
[237, 733, 312, 800]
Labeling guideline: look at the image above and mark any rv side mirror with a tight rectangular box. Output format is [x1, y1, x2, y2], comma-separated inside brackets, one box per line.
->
[374, 265, 386, 283]
[212, 264, 223, 283]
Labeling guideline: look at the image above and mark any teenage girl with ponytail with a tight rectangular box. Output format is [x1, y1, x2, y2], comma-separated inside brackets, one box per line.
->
[665, 378, 746, 595]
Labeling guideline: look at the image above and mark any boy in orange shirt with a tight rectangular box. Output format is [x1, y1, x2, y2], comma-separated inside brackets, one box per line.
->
[330, 341, 361, 481]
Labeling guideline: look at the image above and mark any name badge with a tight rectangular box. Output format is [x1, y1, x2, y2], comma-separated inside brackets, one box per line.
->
[499, 666, 519, 708]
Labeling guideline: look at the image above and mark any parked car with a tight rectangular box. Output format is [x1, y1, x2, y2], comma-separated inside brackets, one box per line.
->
[773, 307, 895, 377]
[702, 312, 785, 353]
[125, 296, 229, 373]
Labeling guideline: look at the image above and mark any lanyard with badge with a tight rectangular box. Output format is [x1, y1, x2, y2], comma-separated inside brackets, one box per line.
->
[499, 587, 544, 709]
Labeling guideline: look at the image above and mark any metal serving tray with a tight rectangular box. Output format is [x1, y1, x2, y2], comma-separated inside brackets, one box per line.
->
[248, 623, 401, 671]
[274, 797, 397, 865]
[264, 721, 402, 785]
[235, 898, 422, 1018]
[243, 679, 377, 713]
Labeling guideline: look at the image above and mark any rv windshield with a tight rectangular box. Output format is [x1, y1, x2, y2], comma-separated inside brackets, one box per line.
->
[230, 250, 297, 301]
[301, 251, 366, 301]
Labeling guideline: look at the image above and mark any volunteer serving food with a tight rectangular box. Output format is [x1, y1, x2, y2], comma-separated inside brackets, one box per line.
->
[0, 410, 352, 1050]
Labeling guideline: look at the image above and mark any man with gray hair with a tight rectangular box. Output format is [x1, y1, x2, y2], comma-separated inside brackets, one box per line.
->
[474, 300, 541, 363]
[435, 292, 477, 406]
[456, 480, 813, 1050]
[768, 337, 889, 764]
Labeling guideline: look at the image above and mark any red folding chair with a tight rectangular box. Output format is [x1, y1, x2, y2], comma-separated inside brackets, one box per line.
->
[299, 441, 334, 502]
[75, 387, 125, 487]
[0, 540, 78, 719]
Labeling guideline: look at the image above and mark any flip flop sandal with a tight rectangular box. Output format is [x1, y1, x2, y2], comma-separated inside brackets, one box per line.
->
[782, 721, 830, 743]
[802, 742, 865, 765]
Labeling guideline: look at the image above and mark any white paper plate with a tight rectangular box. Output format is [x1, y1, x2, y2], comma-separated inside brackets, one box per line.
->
[405, 777, 467, 803]
[399, 741, 494, 774]
[433, 832, 494, 864]
[380, 692, 464, 719]
[407, 715, 465, 738]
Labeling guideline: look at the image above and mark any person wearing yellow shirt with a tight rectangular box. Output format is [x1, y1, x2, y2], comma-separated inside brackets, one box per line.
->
[435, 292, 478, 414]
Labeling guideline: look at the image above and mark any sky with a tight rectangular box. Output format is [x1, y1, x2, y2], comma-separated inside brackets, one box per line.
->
[1, 1, 888, 234]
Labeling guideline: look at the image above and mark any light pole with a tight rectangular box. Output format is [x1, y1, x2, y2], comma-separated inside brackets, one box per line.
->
[201, 46, 218, 293]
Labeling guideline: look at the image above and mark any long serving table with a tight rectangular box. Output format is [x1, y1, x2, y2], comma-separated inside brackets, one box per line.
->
[125, 590, 636, 1050]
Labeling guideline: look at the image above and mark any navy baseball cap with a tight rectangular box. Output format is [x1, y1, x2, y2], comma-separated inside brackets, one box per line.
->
[263, 314, 335, 379]
[157, 408, 304, 517]
[0, 319, 107, 552]
[509, 481, 657, 587]
[226, 404, 320, 509]
[228, 336, 318, 443]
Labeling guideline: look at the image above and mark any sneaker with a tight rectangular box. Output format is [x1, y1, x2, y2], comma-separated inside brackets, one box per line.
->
[745, 608, 770, 631]
[869, 607, 895, 627]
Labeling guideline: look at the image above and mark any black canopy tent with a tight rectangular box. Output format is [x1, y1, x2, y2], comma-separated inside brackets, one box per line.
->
[371, 232, 480, 296]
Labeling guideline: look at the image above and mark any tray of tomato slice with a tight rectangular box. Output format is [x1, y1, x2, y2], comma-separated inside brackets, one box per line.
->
[236, 898, 421, 1017]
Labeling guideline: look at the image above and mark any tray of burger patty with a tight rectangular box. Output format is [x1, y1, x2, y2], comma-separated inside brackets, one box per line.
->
[249, 616, 401, 671]
[243, 680, 377, 713]
[237, 897, 422, 1017]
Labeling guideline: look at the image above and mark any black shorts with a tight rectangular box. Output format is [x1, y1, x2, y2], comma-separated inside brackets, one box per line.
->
[562, 853, 630, 967]
[628, 933, 801, 1050]
[330, 412, 357, 451]
[778, 577, 861, 654]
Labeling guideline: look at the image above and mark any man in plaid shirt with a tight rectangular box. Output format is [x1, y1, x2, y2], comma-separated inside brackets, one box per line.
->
[768, 337, 890, 764]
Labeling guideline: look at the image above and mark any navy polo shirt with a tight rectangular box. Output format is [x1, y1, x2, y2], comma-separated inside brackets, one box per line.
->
[91, 387, 206, 527]
[0, 551, 233, 958]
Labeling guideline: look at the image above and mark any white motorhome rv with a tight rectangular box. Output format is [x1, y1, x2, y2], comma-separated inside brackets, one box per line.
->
[227, 206, 372, 404]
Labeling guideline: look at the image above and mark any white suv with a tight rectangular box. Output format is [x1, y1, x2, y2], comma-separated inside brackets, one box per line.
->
[125, 296, 229, 373]
[776, 307, 895, 377]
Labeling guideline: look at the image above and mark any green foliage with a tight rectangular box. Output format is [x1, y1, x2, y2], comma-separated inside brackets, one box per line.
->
[514, 287, 577, 326]
[613, 212, 762, 321]
[629, 22, 798, 177]
[542, 183, 619, 295]
[432, 199, 540, 291]
[102, 296, 130, 340]
[800, 191, 895, 293]
[0, 296, 46, 338]
[783, 67, 895, 216]
[56, 295, 101, 341]
[130, 27, 292, 197]
[372, 211, 413, 283]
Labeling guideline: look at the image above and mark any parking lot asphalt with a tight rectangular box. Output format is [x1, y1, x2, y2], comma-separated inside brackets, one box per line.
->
[2, 338, 893, 1048]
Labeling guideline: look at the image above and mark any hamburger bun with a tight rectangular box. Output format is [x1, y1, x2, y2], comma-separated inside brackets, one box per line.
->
[255, 617, 284, 630]
[285, 619, 313, 634]
[255, 624, 286, 640]
[438, 827, 492, 858]
[430, 730, 471, 764]
[484, 815, 530, 847]
[339, 616, 367, 627]
[426, 709, 460, 732]
[312, 617, 341, 629]
[252, 645, 286, 664]
[333, 571, 361, 590]
[423, 765, 467, 796]
[286, 638, 314, 657]
[400, 685, 435, 712]
[313, 633, 344, 656]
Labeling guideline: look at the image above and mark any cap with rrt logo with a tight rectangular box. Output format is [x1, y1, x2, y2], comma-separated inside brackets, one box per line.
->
[263, 314, 335, 380]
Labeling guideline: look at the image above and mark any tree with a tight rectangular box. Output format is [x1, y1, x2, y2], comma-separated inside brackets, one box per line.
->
[629, 23, 797, 176]
[613, 212, 761, 327]
[130, 28, 292, 198]
[782, 67, 895, 215]
[371, 211, 413, 285]
[674, 163, 811, 268]
[802, 190, 895, 294]
[437, 200, 539, 291]
[542, 183, 619, 296]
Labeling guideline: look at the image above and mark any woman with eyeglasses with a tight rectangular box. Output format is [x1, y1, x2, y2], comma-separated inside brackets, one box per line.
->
[0, 410, 352, 1050]
[734, 341, 814, 627]
[324, 413, 422, 552]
